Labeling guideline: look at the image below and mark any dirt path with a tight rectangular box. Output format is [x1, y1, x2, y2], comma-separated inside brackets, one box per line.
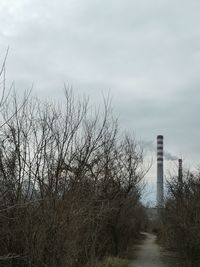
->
[129, 232, 167, 267]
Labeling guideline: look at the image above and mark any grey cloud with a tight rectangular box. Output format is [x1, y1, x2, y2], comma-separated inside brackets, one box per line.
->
[0, 0, 199, 168]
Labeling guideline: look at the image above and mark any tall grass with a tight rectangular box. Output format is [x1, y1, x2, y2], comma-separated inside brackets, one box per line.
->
[94, 257, 129, 267]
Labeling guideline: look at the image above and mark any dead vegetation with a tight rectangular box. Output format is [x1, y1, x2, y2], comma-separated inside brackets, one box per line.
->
[0, 60, 147, 267]
[160, 171, 200, 265]
[93, 257, 129, 267]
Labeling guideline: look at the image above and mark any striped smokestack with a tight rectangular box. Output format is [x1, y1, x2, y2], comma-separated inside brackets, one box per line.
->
[178, 159, 183, 184]
[157, 135, 164, 208]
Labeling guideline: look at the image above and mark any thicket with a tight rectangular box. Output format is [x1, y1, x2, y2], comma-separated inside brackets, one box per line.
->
[160, 171, 200, 264]
[94, 257, 129, 267]
[0, 60, 147, 266]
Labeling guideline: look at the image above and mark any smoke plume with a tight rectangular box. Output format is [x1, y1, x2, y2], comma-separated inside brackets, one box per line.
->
[164, 151, 178, 161]
[141, 140, 178, 161]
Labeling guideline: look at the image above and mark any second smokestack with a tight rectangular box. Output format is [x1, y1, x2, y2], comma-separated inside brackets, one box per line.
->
[157, 135, 164, 208]
[178, 159, 183, 184]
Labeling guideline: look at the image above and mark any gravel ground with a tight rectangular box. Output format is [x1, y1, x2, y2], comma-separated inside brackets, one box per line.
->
[129, 232, 167, 267]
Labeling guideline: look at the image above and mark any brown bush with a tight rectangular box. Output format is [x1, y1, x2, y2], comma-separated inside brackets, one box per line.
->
[160, 171, 200, 264]
[0, 88, 146, 266]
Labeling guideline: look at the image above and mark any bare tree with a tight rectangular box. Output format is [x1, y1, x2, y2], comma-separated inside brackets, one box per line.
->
[160, 170, 200, 265]
[0, 84, 147, 267]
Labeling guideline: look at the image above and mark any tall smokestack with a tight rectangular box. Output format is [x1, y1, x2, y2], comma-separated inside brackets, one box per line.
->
[178, 159, 183, 184]
[157, 135, 164, 208]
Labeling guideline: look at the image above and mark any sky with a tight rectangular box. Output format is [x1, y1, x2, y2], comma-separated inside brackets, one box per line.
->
[0, 0, 200, 203]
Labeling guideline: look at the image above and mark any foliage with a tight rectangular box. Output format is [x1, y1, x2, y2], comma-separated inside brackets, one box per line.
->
[0, 87, 146, 267]
[93, 257, 129, 267]
[160, 171, 200, 264]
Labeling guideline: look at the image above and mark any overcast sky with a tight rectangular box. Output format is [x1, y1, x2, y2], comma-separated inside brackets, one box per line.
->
[0, 0, 200, 202]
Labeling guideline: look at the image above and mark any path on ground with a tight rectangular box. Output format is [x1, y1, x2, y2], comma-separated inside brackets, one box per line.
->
[129, 232, 167, 267]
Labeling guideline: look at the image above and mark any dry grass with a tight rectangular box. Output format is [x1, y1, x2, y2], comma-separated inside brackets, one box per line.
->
[94, 257, 129, 267]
